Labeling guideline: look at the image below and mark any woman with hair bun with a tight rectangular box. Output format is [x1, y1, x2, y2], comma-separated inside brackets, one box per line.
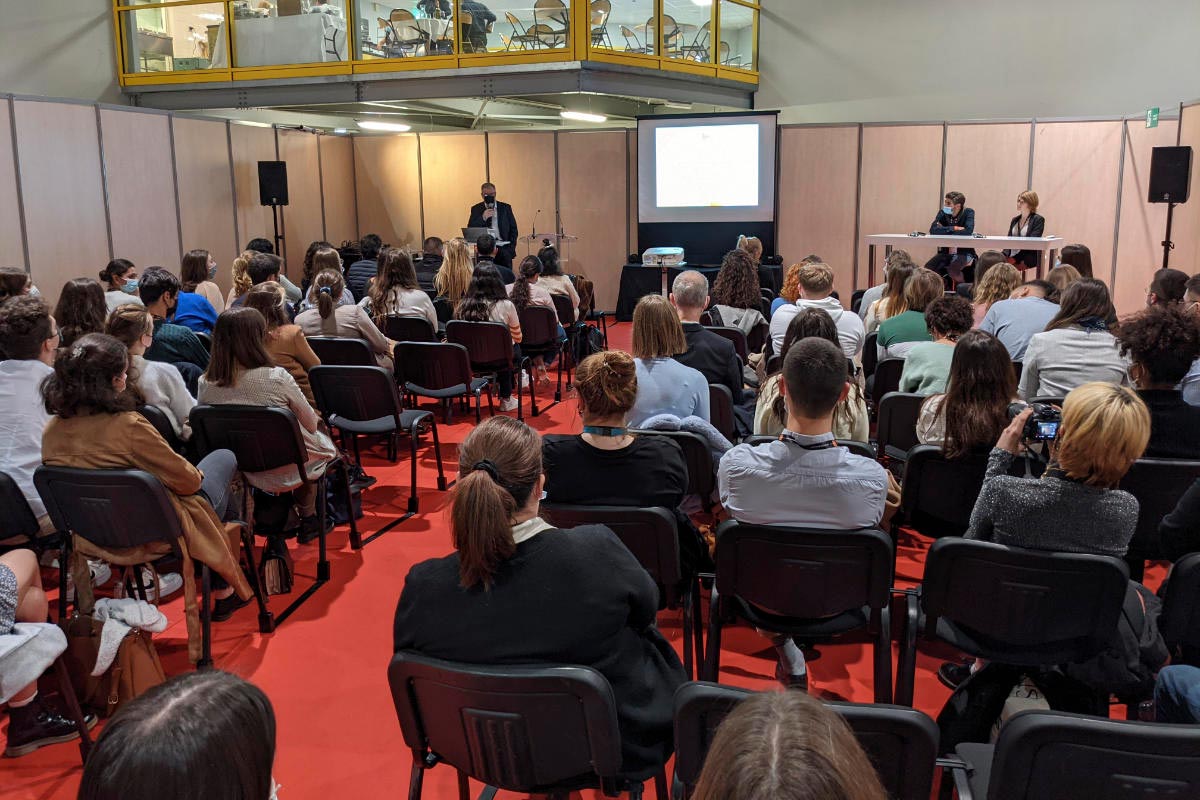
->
[294, 268, 394, 371]
[98, 258, 144, 314]
[393, 415, 686, 774]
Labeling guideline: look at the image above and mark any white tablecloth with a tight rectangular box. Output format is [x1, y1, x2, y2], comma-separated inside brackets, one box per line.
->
[211, 13, 346, 68]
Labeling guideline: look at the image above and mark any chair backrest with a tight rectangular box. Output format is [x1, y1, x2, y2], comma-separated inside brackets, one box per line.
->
[387, 651, 622, 792]
[921, 538, 1128, 665]
[195, 331, 212, 352]
[395, 341, 475, 393]
[1160, 552, 1200, 665]
[0, 470, 41, 542]
[519, 306, 559, 348]
[850, 289, 867, 314]
[875, 392, 926, 460]
[986, 710, 1200, 800]
[307, 336, 376, 366]
[707, 384, 737, 442]
[551, 293, 576, 327]
[136, 404, 180, 449]
[1118, 457, 1200, 566]
[747, 321, 769, 355]
[899, 445, 988, 538]
[433, 296, 454, 324]
[590, 0, 611, 26]
[862, 331, 879, 377]
[704, 325, 748, 362]
[630, 429, 710, 500]
[446, 320, 514, 368]
[384, 315, 436, 343]
[871, 358, 905, 405]
[534, 0, 566, 10]
[673, 682, 939, 800]
[541, 505, 682, 607]
[741, 436, 875, 461]
[34, 466, 183, 551]
[189, 405, 309, 478]
[713, 520, 894, 620]
[310, 365, 402, 426]
[390, 9, 415, 21]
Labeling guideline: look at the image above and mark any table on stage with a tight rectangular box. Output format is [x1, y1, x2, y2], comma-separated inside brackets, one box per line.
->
[615, 263, 782, 322]
[862, 234, 1065, 286]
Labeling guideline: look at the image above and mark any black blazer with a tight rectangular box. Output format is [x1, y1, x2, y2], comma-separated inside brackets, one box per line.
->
[676, 323, 742, 403]
[468, 200, 518, 255]
[1006, 212, 1046, 269]
[930, 207, 976, 258]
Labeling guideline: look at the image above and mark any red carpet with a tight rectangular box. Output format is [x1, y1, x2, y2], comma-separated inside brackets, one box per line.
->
[1, 321, 1155, 799]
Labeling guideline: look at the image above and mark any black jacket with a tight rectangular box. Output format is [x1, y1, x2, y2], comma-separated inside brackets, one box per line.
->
[1139, 389, 1200, 460]
[346, 258, 377, 303]
[676, 323, 742, 403]
[1006, 212, 1047, 268]
[415, 254, 441, 292]
[1160, 476, 1200, 561]
[468, 200, 518, 255]
[475, 256, 515, 285]
[930, 207, 976, 258]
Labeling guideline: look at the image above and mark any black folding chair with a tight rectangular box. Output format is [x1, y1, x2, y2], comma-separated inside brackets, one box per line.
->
[631, 429, 715, 512]
[862, 331, 879, 378]
[850, 289, 867, 315]
[383, 315, 437, 343]
[432, 296, 454, 327]
[747, 321, 769, 356]
[703, 521, 895, 703]
[672, 682, 939, 800]
[743, 435, 876, 461]
[1118, 457, 1200, 581]
[1161, 551, 1200, 666]
[551, 292, 580, 389]
[310, 365, 446, 529]
[137, 404, 185, 455]
[306, 336, 376, 366]
[446, 320, 534, 421]
[519, 306, 565, 410]
[899, 445, 989, 538]
[703, 326, 748, 363]
[388, 651, 668, 800]
[542, 504, 702, 680]
[395, 341, 494, 424]
[190, 405, 349, 628]
[195, 331, 212, 352]
[870, 358, 905, 408]
[875, 392, 926, 462]
[0, 471, 67, 616]
[950, 710, 1200, 800]
[707, 384, 737, 442]
[895, 538, 1129, 707]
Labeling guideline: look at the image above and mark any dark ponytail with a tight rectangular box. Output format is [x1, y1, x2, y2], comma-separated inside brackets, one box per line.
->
[311, 268, 344, 320]
[510, 256, 541, 314]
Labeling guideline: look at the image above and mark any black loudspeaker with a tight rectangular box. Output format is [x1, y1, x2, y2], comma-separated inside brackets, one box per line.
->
[1148, 146, 1191, 204]
[258, 161, 289, 206]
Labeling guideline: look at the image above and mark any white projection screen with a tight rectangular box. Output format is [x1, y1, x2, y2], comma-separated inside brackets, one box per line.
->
[638, 113, 778, 224]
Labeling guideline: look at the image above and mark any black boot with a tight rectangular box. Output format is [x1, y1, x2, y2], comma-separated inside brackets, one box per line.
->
[4, 696, 93, 758]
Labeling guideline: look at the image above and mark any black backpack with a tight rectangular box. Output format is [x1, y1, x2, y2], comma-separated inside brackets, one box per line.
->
[571, 324, 606, 365]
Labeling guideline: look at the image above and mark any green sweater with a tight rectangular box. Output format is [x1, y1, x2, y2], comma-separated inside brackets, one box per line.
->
[899, 341, 955, 395]
[877, 310, 932, 359]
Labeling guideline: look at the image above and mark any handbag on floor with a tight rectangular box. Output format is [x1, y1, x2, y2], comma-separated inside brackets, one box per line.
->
[259, 536, 294, 596]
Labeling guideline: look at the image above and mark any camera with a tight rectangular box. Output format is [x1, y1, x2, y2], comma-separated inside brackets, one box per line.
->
[1008, 402, 1061, 441]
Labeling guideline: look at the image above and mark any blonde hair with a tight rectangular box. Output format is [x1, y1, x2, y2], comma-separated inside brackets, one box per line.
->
[436, 238, 473, 303]
[903, 268, 944, 313]
[1055, 383, 1150, 488]
[1018, 190, 1040, 213]
[798, 262, 834, 296]
[631, 294, 687, 359]
[973, 262, 1022, 308]
[1047, 264, 1082, 295]
[231, 250, 256, 299]
[736, 235, 763, 263]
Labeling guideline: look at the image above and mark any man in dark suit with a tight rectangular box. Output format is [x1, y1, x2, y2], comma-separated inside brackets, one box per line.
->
[415, 236, 443, 292]
[468, 181, 517, 269]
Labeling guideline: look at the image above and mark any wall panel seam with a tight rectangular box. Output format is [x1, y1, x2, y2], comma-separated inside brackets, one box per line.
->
[95, 105, 115, 260]
[226, 121, 241, 251]
[316, 134, 328, 241]
[851, 124, 863, 289]
[1110, 121, 1127, 287]
[8, 97, 31, 270]
[168, 114, 184, 256]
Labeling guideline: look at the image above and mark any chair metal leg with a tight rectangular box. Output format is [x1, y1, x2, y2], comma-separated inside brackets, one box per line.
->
[691, 579, 704, 676]
[896, 592, 919, 706]
[457, 769, 470, 800]
[681, 590, 693, 681]
[703, 593, 722, 682]
[198, 564, 213, 669]
[407, 759, 425, 800]
[239, 528, 275, 633]
[52, 656, 91, 763]
[341, 460, 362, 550]
[407, 422, 421, 514]
[58, 534, 71, 620]
[431, 417, 448, 491]
[654, 769, 669, 800]
[516, 364, 525, 421]
[316, 475, 331, 582]
[874, 606, 892, 704]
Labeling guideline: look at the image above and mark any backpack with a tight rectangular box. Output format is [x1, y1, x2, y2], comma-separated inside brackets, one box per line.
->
[572, 324, 606, 365]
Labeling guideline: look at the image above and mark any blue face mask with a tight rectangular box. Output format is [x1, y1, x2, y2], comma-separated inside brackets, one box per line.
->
[942, 206, 954, 216]
[208, 264, 218, 280]
[121, 279, 139, 294]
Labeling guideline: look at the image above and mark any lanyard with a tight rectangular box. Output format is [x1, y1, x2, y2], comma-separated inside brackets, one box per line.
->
[779, 431, 839, 451]
[583, 425, 628, 437]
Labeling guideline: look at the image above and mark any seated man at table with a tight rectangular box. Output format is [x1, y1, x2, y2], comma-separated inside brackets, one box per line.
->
[929, 190, 977, 283]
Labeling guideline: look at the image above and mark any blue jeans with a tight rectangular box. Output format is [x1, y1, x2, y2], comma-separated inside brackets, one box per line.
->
[1154, 665, 1200, 723]
[197, 449, 237, 521]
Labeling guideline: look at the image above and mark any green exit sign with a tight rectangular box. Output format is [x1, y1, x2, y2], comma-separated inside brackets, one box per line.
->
[1147, 107, 1160, 128]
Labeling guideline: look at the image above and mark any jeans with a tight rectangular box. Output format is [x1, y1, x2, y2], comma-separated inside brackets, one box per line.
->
[197, 449, 237, 521]
[1155, 664, 1200, 723]
[497, 343, 524, 399]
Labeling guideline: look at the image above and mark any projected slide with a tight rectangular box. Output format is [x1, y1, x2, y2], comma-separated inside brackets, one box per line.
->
[655, 124, 760, 208]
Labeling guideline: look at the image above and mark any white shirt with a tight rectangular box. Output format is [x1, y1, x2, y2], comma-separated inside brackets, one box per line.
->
[105, 290, 144, 314]
[770, 296, 865, 358]
[0, 360, 54, 519]
[132, 355, 196, 440]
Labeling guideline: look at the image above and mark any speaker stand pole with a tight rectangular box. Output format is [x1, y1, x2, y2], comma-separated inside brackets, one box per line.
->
[270, 201, 285, 262]
[1161, 202, 1176, 269]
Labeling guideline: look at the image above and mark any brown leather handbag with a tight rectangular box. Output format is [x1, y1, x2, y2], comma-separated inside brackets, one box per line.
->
[59, 613, 166, 718]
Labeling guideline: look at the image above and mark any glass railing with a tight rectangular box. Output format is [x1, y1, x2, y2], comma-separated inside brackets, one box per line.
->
[113, 0, 757, 83]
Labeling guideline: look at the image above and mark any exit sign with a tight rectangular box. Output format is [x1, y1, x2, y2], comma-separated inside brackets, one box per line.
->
[1147, 107, 1160, 128]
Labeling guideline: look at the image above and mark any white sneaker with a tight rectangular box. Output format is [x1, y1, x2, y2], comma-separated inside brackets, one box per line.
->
[64, 560, 113, 602]
[113, 570, 184, 602]
[499, 396, 519, 412]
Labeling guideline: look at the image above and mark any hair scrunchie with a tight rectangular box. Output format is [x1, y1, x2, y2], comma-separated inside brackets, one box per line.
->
[318, 286, 333, 295]
[471, 459, 500, 482]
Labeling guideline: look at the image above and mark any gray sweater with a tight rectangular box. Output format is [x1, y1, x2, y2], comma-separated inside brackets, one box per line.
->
[1018, 325, 1129, 399]
[964, 449, 1139, 557]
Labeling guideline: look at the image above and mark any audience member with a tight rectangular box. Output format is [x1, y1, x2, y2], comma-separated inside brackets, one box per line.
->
[1147, 267, 1189, 307]
[863, 260, 915, 334]
[770, 261, 864, 357]
[542, 350, 709, 573]
[346, 233, 382, 302]
[52, 278, 106, 348]
[232, 253, 290, 312]
[225, 250, 256, 308]
[507, 254, 556, 312]
[244, 237, 301, 302]
[917, 330, 1016, 457]
[297, 247, 353, 312]
[0, 266, 31, 303]
[720, 338, 888, 687]
[455, 263, 523, 412]
[105, 306, 196, 441]
[393, 416, 686, 774]
[710, 249, 768, 335]
[899, 294, 973, 395]
[691, 690, 887, 800]
[180, 248, 225, 313]
[363, 248, 438, 331]
[98, 258, 143, 313]
[416, 236, 443, 291]
[536, 244, 579, 319]
[300, 239, 334, 296]
[958, 249, 1008, 300]
[434, 237, 474, 304]
[138, 266, 210, 370]
[1116, 304, 1200, 457]
[77, 670, 277, 799]
[1046, 263, 1082, 298]
[629, 294, 710, 426]
[755, 308, 868, 441]
[979, 278, 1059, 361]
[1154, 665, 1200, 724]
[670, 270, 745, 411]
[1159, 477, 1200, 561]
[168, 262, 218, 335]
[1058, 243, 1093, 278]
[970, 262, 1021, 326]
[198, 308, 337, 542]
[1020, 278, 1128, 399]
[773, 262, 802, 316]
[244, 281, 320, 406]
[1182, 274, 1200, 406]
[296, 268, 394, 371]
[858, 249, 911, 322]
[736, 234, 763, 264]
[473, 233, 516, 284]
[877, 268, 943, 359]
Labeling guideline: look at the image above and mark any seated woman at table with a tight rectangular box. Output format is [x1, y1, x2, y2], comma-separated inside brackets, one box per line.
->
[1004, 190, 1046, 270]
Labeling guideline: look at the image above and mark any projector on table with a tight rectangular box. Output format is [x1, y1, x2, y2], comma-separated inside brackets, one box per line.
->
[642, 247, 685, 267]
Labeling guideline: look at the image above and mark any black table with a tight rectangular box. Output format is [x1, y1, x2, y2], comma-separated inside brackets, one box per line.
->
[615, 264, 783, 321]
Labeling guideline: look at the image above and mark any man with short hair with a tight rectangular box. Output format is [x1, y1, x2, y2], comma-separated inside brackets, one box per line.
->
[769, 261, 864, 357]
[979, 279, 1059, 361]
[468, 182, 518, 269]
[474, 233, 515, 284]
[416, 236, 444, 292]
[719, 337, 889, 689]
[1148, 267, 1189, 307]
[139, 267, 210, 371]
[1181, 274, 1200, 407]
[670, 271, 747, 428]
[244, 237, 301, 302]
[346, 233, 382, 302]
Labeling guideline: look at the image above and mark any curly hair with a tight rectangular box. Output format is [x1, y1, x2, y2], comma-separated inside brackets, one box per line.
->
[923, 295, 973, 340]
[0, 267, 30, 301]
[713, 249, 761, 309]
[575, 350, 637, 419]
[509, 256, 542, 314]
[43, 333, 135, 418]
[972, 262, 1022, 308]
[0, 295, 54, 360]
[230, 250, 256, 300]
[1117, 305, 1200, 385]
[780, 264, 802, 304]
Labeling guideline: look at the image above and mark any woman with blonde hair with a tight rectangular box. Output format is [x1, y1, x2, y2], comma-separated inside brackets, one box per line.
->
[1046, 263, 1082, 297]
[971, 262, 1022, 326]
[736, 234, 763, 264]
[692, 691, 887, 800]
[243, 281, 320, 405]
[434, 237, 473, 304]
[105, 306, 196, 441]
[393, 416, 686, 775]
[629, 294, 710, 426]
[224, 250, 257, 308]
[1005, 190, 1046, 269]
[295, 268, 394, 371]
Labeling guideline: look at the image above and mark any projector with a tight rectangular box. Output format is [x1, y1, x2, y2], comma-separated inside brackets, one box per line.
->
[642, 247, 685, 267]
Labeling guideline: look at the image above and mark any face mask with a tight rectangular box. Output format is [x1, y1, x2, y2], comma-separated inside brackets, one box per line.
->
[942, 206, 954, 216]
[208, 264, 218, 280]
[28, 284, 40, 298]
[121, 279, 139, 294]
[483, 194, 496, 204]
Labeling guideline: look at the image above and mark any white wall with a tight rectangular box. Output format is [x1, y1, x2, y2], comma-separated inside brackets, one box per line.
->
[0, 0, 122, 104]
[757, 0, 1200, 123]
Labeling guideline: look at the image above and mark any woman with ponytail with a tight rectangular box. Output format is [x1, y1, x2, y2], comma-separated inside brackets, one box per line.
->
[295, 267, 395, 371]
[507, 255, 559, 384]
[225, 251, 257, 309]
[393, 415, 686, 773]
